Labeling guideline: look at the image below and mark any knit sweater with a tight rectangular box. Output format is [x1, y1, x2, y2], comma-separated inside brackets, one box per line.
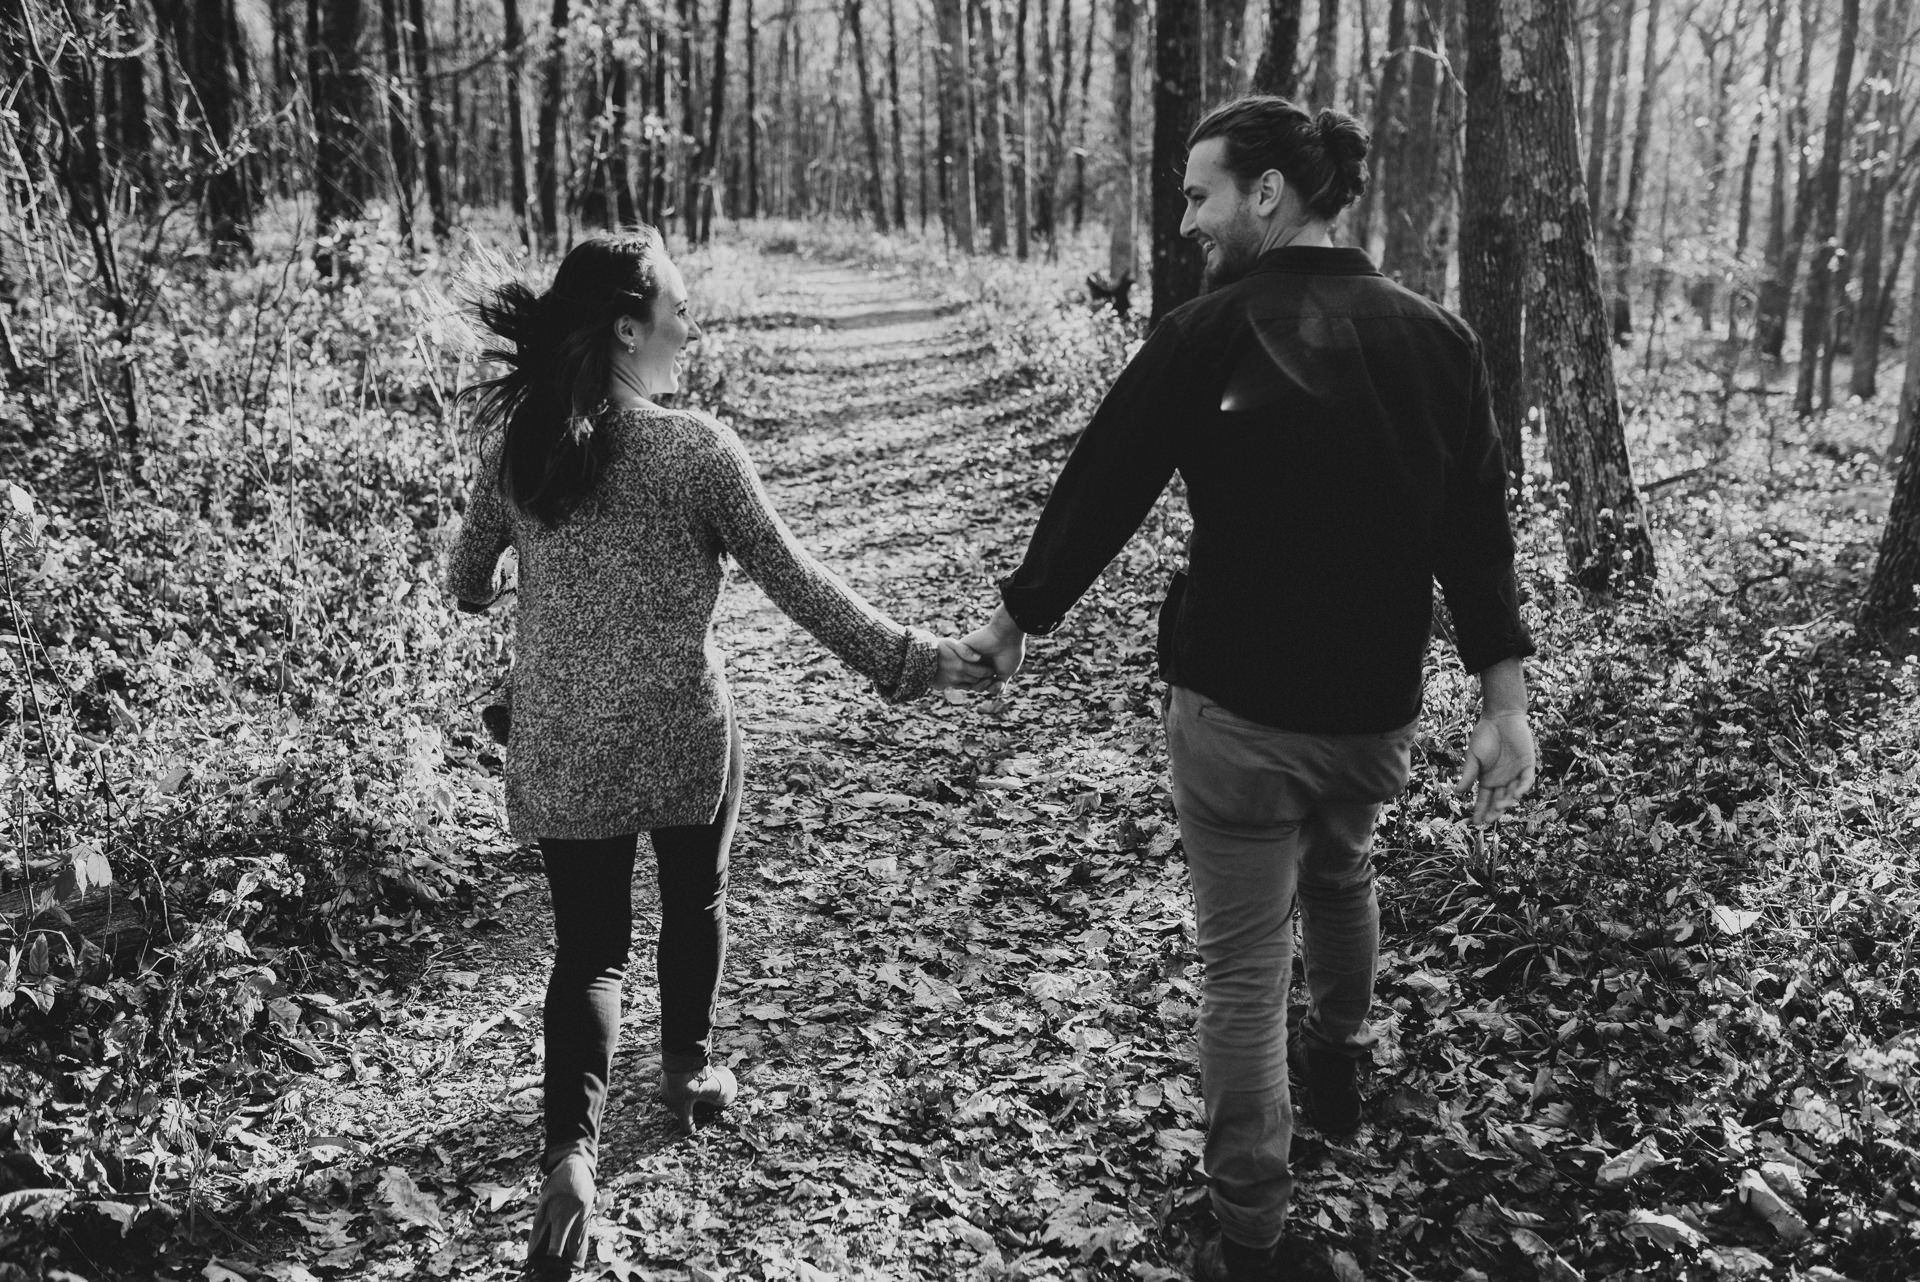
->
[448, 406, 941, 839]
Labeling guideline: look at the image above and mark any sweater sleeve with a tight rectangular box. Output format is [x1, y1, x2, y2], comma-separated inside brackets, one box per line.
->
[996, 314, 1185, 635]
[447, 447, 513, 610]
[694, 415, 941, 702]
[1434, 345, 1535, 674]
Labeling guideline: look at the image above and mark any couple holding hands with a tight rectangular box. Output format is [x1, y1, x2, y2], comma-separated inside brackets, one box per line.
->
[449, 95, 1537, 1282]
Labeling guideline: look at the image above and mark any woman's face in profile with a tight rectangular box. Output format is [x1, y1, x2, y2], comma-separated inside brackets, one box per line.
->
[634, 259, 701, 395]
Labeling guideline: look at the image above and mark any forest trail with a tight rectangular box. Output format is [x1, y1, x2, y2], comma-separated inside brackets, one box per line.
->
[256, 257, 1171, 1282]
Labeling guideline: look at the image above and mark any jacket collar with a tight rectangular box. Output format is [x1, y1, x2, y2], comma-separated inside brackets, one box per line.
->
[1246, 245, 1382, 277]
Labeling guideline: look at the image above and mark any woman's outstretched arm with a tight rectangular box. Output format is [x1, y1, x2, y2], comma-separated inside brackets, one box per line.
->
[692, 415, 978, 700]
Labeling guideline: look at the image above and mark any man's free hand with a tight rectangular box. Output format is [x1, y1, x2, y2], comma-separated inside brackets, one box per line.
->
[935, 636, 996, 691]
[1454, 711, 1536, 827]
[960, 604, 1027, 691]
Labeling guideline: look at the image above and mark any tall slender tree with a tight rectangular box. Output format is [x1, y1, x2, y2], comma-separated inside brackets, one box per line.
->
[1459, 0, 1523, 486]
[534, 0, 567, 248]
[975, 0, 1010, 251]
[309, 0, 373, 266]
[503, 0, 531, 243]
[376, 0, 417, 244]
[1503, 0, 1655, 592]
[1108, 0, 1136, 289]
[1847, 0, 1899, 398]
[1150, 0, 1202, 321]
[405, 0, 450, 237]
[847, 0, 889, 229]
[1310, 0, 1338, 105]
[885, 0, 909, 229]
[1584, 0, 1618, 226]
[1793, 0, 1860, 416]
[1252, 0, 1302, 95]
[933, 0, 976, 250]
[1861, 249, 1920, 634]
[700, 0, 733, 240]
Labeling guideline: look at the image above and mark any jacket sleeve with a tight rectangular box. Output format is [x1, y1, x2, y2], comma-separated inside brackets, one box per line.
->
[694, 415, 941, 701]
[447, 447, 513, 611]
[996, 315, 1186, 635]
[1433, 345, 1535, 674]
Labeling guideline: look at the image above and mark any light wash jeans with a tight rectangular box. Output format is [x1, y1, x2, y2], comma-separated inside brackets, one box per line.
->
[1165, 686, 1415, 1249]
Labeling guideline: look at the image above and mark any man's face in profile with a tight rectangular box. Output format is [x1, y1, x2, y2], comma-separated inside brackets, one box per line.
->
[1181, 138, 1266, 292]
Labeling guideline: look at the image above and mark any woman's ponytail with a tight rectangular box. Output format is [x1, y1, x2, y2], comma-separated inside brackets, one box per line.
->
[457, 230, 666, 528]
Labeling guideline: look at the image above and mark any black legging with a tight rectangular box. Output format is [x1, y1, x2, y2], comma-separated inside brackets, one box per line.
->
[536, 718, 743, 1174]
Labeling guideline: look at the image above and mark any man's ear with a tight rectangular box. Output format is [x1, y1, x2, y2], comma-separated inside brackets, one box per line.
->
[1256, 170, 1286, 216]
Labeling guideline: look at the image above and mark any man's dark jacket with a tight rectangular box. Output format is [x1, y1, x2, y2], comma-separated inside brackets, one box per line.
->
[999, 245, 1534, 733]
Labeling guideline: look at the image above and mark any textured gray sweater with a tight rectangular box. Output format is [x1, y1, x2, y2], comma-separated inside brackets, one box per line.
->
[448, 407, 940, 839]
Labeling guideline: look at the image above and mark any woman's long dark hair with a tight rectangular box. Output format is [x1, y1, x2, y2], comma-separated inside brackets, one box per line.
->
[459, 229, 667, 528]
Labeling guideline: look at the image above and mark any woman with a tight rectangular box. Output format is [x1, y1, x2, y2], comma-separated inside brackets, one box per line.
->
[447, 228, 986, 1276]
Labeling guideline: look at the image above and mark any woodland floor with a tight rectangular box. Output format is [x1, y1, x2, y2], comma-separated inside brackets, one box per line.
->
[8, 234, 1919, 1282]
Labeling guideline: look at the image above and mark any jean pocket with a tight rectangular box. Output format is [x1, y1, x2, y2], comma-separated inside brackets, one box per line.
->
[1194, 696, 1282, 734]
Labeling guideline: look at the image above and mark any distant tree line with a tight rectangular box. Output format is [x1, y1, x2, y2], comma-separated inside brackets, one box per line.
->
[3, 0, 1920, 626]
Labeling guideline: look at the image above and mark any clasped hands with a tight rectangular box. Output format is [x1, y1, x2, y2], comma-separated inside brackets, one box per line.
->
[934, 604, 1027, 692]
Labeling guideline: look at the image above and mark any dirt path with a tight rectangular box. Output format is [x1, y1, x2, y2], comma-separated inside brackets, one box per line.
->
[250, 258, 1195, 1282]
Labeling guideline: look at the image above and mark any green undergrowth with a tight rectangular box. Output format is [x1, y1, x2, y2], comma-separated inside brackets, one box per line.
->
[1, 214, 1917, 1281]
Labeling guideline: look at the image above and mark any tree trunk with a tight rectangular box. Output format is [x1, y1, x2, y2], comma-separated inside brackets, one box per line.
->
[886, 0, 909, 229]
[503, 0, 530, 243]
[1504, 0, 1655, 593]
[184, 0, 253, 256]
[1205, 0, 1248, 101]
[1354, 0, 1406, 256]
[610, 30, 637, 226]
[309, 0, 372, 262]
[404, 0, 449, 238]
[1583, 0, 1617, 227]
[1597, 0, 1634, 254]
[1252, 0, 1301, 96]
[377, 0, 417, 244]
[1612, 0, 1661, 310]
[1860, 250, 1920, 635]
[1036, 0, 1060, 244]
[1311, 0, 1338, 106]
[1792, 0, 1859, 416]
[745, 0, 759, 219]
[1847, 0, 1898, 400]
[1731, 0, 1782, 318]
[1758, 0, 1817, 360]
[1459, 0, 1523, 488]
[1150, 0, 1202, 322]
[1108, 0, 1136, 288]
[679, 0, 702, 242]
[534, 0, 567, 248]
[975, 0, 1010, 252]
[847, 0, 889, 229]
[933, 0, 977, 250]
[701, 0, 733, 240]
[1013, 0, 1031, 259]
[1072, 0, 1096, 229]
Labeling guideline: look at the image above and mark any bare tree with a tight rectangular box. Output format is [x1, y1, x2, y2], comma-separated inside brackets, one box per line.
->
[1252, 0, 1302, 96]
[885, 0, 908, 228]
[310, 0, 374, 266]
[1459, 0, 1523, 487]
[376, 0, 418, 244]
[1310, 0, 1338, 106]
[1151, 0, 1203, 321]
[847, 0, 889, 229]
[700, 0, 733, 241]
[1503, 0, 1655, 592]
[1861, 251, 1920, 635]
[534, 0, 567, 248]
[405, 0, 450, 238]
[1847, 0, 1900, 398]
[1205, 0, 1248, 101]
[503, 0, 531, 243]
[933, 0, 977, 250]
[975, 0, 1010, 251]
[1107, 0, 1137, 292]
[1793, 0, 1860, 416]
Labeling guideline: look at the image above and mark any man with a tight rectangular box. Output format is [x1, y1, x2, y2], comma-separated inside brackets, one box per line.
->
[962, 97, 1538, 1280]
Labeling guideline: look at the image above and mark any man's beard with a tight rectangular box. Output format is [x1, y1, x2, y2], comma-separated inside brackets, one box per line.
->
[1201, 229, 1260, 291]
